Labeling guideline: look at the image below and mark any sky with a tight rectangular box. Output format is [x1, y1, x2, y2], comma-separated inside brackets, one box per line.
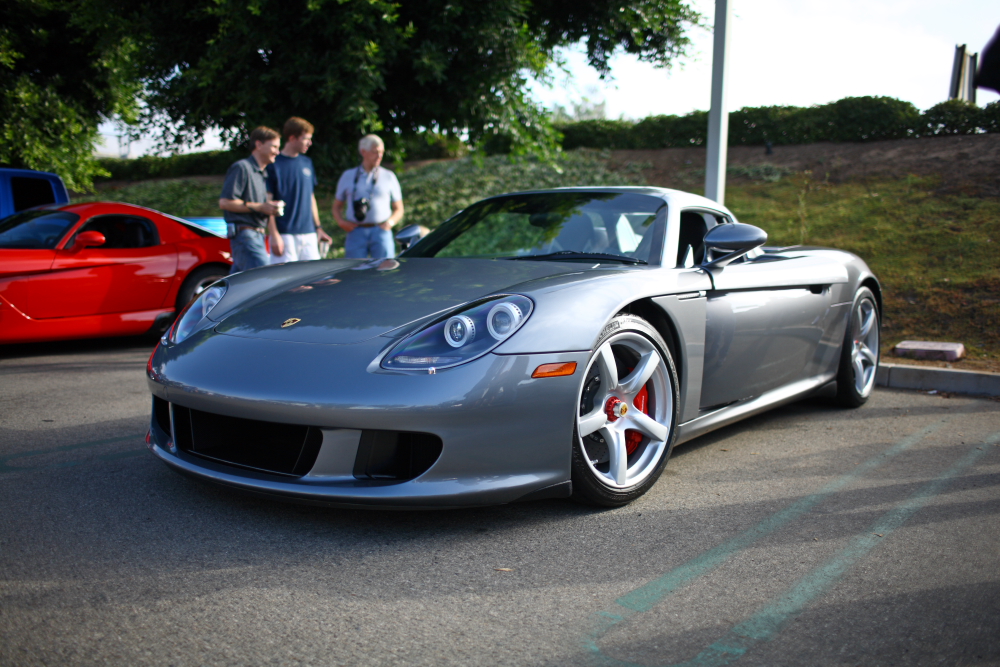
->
[530, 0, 999, 119]
[97, 0, 999, 157]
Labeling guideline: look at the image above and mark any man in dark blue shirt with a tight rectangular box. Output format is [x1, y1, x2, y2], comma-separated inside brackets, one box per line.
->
[266, 117, 332, 263]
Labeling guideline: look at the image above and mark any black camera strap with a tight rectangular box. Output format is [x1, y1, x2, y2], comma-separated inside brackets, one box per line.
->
[351, 165, 379, 223]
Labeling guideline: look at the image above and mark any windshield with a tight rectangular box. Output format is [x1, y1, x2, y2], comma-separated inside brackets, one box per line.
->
[403, 191, 666, 263]
[0, 210, 80, 249]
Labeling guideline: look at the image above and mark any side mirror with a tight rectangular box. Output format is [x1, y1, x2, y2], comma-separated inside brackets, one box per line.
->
[701, 223, 767, 269]
[70, 230, 106, 251]
[395, 224, 427, 251]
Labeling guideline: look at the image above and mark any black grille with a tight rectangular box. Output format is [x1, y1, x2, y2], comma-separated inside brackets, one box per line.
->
[170, 404, 322, 477]
[153, 396, 171, 435]
[353, 430, 443, 481]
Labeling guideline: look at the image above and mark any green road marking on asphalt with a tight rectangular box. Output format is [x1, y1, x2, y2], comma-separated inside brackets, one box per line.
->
[669, 430, 1000, 667]
[0, 433, 144, 474]
[583, 418, 950, 664]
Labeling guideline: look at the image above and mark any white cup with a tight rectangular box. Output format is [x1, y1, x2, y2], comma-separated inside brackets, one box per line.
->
[274, 200, 286, 217]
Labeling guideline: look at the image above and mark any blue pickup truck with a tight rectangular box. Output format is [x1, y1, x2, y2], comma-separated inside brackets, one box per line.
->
[0, 168, 70, 219]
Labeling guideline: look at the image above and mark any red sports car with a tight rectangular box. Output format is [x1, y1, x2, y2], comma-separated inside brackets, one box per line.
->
[0, 202, 232, 344]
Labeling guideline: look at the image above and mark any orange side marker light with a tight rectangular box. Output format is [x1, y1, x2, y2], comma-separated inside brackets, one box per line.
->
[531, 362, 578, 378]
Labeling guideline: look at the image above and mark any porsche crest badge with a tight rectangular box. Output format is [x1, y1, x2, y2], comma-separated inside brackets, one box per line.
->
[281, 318, 301, 328]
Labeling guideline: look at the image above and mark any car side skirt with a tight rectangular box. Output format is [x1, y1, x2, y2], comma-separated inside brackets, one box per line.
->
[676, 372, 837, 445]
[0, 294, 172, 344]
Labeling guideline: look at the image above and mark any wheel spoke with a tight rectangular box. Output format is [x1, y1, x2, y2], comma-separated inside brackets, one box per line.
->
[859, 306, 875, 339]
[603, 427, 628, 486]
[579, 407, 608, 437]
[620, 349, 660, 397]
[596, 343, 619, 393]
[853, 355, 866, 391]
[629, 410, 669, 442]
[859, 344, 877, 366]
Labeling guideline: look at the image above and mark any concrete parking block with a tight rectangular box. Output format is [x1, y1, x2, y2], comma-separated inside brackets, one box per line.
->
[894, 341, 966, 361]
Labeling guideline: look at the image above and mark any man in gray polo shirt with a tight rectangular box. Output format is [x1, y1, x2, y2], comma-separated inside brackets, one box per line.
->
[219, 126, 283, 273]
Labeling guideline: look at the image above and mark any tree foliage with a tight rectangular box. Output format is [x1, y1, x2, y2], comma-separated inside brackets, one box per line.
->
[0, 0, 140, 191]
[125, 0, 699, 172]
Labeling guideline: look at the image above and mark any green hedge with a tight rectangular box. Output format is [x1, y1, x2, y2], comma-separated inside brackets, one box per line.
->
[97, 150, 244, 181]
[557, 97, 1000, 150]
[99, 97, 1000, 183]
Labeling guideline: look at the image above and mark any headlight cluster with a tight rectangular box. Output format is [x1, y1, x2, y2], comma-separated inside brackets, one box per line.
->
[382, 295, 533, 371]
[167, 283, 227, 345]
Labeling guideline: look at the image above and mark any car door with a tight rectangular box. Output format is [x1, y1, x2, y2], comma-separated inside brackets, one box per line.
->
[692, 210, 848, 410]
[32, 214, 178, 319]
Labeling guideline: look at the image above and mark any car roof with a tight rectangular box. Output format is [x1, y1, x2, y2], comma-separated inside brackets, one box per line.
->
[0, 167, 63, 180]
[476, 186, 735, 217]
[43, 201, 226, 238]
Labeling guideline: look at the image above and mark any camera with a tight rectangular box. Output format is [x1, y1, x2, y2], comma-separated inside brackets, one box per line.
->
[353, 198, 370, 221]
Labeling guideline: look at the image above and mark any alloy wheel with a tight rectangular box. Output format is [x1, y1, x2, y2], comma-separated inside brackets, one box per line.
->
[577, 332, 673, 489]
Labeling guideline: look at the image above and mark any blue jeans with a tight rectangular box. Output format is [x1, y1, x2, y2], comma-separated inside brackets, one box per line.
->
[345, 225, 395, 259]
[229, 228, 270, 273]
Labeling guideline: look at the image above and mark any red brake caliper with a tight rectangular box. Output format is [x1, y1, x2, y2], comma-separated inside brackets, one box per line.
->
[625, 368, 649, 456]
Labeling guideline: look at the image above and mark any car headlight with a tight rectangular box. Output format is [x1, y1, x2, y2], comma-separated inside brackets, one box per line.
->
[382, 294, 533, 371]
[166, 283, 227, 345]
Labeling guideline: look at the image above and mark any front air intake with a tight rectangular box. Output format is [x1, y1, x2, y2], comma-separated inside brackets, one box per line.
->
[353, 430, 443, 481]
[170, 405, 322, 477]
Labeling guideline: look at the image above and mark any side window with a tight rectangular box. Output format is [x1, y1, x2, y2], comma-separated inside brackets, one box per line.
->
[11, 177, 56, 211]
[676, 210, 735, 267]
[74, 215, 160, 249]
[677, 211, 710, 267]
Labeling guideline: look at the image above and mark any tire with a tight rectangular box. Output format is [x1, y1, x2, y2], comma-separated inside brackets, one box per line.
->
[176, 265, 229, 311]
[835, 286, 880, 407]
[571, 314, 680, 507]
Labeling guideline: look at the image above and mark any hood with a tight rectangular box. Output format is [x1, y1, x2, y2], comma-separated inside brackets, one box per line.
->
[214, 257, 584, 344]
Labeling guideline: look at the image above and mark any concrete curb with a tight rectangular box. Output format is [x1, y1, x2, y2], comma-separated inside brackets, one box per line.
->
[876, 363, 1000, 397]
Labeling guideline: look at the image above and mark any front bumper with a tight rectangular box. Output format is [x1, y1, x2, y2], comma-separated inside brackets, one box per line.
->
[147, 330, 588, 508]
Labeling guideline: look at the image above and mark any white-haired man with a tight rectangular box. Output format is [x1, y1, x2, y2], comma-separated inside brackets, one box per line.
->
[333, 134, 404, 259]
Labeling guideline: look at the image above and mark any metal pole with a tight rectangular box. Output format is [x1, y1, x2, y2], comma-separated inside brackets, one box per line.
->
[705, 0, 731, 205]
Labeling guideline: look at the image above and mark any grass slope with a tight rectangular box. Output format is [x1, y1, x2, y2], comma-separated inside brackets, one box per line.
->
[83, 152, 999, 367]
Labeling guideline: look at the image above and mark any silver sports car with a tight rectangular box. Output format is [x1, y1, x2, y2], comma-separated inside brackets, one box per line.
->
[146, 187, 881, 508]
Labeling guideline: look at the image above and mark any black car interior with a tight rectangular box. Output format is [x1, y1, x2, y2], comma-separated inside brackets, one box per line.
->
[72, 215, 160, 249]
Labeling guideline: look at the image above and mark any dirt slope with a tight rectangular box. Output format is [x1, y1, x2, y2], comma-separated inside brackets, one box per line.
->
[610, 133, 1000, 196]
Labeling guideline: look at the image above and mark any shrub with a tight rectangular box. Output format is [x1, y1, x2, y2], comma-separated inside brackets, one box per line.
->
[385, 132, 469, 161]
[821, 96, 922, 141]
[556, 119, 637, 150]
[922, 100, 984, 135]
[982, 101, 1000, 134]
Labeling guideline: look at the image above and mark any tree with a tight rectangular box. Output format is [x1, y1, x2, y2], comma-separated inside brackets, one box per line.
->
[126, 0, 700, 173]
[0, 0, 140, 191]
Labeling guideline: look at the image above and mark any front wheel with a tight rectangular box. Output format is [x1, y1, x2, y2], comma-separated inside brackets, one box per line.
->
[571, 315, 680, 507]
[835, 286, 880, 407]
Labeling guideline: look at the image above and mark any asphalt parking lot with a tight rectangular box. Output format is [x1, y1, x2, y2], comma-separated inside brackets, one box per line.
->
[1, 337, 998, 667]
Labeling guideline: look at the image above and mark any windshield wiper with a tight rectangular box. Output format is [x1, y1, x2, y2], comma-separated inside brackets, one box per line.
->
[501, 251, 647, 265]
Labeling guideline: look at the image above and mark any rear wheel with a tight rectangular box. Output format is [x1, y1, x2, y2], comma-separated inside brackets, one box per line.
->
[176, 265, 228, 311]
[835, 286, 880, 407]
[571, 315, 680, 507]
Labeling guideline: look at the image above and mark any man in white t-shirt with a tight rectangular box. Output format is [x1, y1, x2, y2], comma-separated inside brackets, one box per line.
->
[333, 134, 404, 259]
